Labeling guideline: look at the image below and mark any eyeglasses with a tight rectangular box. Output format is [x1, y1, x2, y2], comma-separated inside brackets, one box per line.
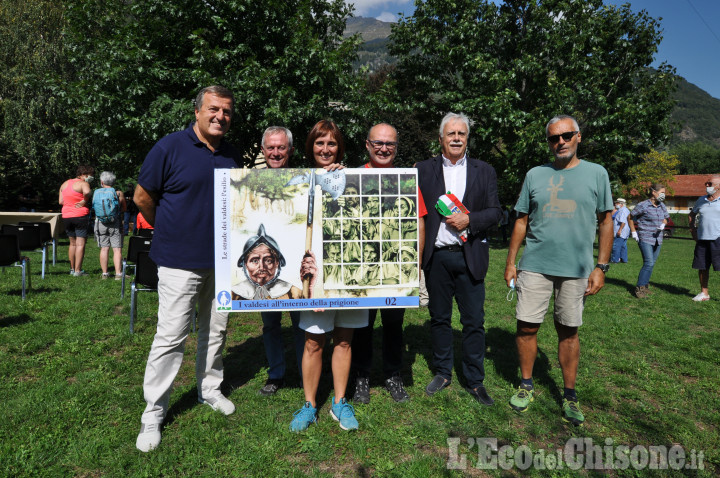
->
[368, 140, 398, 150]
[547, 131, 578, 143]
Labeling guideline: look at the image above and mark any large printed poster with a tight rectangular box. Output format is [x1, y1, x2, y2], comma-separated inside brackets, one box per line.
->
[215, 168, 420, 311]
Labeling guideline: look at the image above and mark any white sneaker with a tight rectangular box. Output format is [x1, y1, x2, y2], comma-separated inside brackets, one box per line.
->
[199, 394, 235, 415]
[692, 292, 710, 302]
[136, 423, 161, 452]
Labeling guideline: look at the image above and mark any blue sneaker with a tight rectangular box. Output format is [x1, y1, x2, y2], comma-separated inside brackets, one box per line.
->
[290, 402, 317, 431]
[330, 397, 358, 431]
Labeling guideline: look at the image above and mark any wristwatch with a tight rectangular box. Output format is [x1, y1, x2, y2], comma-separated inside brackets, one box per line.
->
[595, 263, 610, 273]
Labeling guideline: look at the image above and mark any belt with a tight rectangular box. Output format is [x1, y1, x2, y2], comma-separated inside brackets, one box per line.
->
[434, 244, 463, 252]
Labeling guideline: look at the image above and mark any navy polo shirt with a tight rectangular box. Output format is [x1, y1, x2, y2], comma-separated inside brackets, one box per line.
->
[137, 124, 240, 269]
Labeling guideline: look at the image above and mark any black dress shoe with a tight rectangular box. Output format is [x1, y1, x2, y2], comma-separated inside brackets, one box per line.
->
[468, 385, 494, 405]
[425, 375, 451, 396]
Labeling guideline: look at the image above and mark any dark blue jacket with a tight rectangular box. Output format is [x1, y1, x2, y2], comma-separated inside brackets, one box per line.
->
[417, 155, 502, 281]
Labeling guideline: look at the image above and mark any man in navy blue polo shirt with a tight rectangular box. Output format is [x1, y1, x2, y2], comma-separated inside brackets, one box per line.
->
[134, 86, 241, 452]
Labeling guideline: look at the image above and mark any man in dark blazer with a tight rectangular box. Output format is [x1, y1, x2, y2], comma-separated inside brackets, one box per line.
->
[417, 112, 502, 405]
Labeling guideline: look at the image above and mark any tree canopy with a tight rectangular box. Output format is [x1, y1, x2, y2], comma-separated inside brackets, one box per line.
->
[387, 0, 677, 203]
[624, 149, 679, 198]
[0, 0, 74, 208]
[670, 142, 720, 175]
[0, 0, 681, 210]
[62, 0, 361, 172]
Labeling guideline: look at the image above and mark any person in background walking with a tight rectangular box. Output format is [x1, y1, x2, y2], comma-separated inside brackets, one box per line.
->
[611, 198, 630, 263]
[629, 184, 669, 299]
[689, 175, 720, 301]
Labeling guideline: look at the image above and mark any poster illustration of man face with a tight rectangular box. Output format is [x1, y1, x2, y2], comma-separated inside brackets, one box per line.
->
[214, 168, 420, 311]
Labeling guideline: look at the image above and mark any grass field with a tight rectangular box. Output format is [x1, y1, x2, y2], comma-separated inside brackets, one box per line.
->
[1, 235, 718, 477]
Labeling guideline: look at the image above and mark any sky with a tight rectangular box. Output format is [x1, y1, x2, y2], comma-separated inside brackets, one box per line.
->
[347, 0, 720, 100]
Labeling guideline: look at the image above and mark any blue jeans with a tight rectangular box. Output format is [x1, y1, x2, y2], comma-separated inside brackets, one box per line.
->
[637, 241, 662, 287]
[260, 311, 304, 380]
[611, 237, 628, 263]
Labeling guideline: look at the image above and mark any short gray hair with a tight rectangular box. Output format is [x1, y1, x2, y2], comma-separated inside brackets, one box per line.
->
[194, 85, 235, 115]
[100, 171, 116, 186]
[439, 112, 472, 137]
[262, 126, 293, 149]
[546, 115, 580, 136]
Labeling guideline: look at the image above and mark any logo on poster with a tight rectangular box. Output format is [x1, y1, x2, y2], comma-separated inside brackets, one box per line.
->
[217, 290, 231, 309]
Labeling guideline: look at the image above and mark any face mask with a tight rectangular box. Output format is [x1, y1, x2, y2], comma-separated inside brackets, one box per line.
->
[707, 186, 717, 195]
[615, 204, 620, 209]
[85, 175, 94, 183]
[656, 193, 665, 202]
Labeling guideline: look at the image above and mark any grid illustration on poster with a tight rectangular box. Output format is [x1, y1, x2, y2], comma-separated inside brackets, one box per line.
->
[322, 172, 419, 290]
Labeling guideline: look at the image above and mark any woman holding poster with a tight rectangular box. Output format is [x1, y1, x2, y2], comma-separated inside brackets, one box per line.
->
[289, 120, 368, 432]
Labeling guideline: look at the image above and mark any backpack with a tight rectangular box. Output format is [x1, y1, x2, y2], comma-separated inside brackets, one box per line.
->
[93, 188, 120, 224]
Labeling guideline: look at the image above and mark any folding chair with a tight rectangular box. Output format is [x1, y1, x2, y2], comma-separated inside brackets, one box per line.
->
[129, 251, 158, 333]
[1, 224, 47, 279]
[121, 235, 152, 299]
[0, 233, 30, 300]
[18, 221, 56, 266]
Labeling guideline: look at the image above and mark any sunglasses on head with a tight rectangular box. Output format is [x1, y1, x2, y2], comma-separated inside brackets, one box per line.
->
[547, 131, 578, 143]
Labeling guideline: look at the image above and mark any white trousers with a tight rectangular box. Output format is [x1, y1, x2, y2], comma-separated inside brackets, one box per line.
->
[140, 266, 228, 424]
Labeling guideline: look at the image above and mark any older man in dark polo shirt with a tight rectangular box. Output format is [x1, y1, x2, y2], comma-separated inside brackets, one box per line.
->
[134, 86, 241, 452]
[417, 112, 501, 405]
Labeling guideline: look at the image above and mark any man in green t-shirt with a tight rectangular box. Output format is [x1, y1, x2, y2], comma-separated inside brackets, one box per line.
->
[504, 114, 613, 427]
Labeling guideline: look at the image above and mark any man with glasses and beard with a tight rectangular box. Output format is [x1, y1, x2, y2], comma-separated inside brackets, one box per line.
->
[504, 114, 613, 426]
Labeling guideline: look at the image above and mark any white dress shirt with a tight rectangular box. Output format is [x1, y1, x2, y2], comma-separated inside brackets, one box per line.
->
[434, 154, 468, 247]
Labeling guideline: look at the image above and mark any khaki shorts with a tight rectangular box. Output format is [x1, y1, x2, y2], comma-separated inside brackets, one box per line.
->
[515, 271, 587, 327]
[94, 218, 123, 248]
[299, 309, 368, 334]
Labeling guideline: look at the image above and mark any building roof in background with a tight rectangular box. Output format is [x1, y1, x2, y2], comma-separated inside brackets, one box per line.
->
[630, 174, 710, 197]
[667, 175, 711, 197]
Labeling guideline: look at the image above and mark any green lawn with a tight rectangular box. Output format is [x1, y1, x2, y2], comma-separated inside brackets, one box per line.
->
[1, 236, 718, 476]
